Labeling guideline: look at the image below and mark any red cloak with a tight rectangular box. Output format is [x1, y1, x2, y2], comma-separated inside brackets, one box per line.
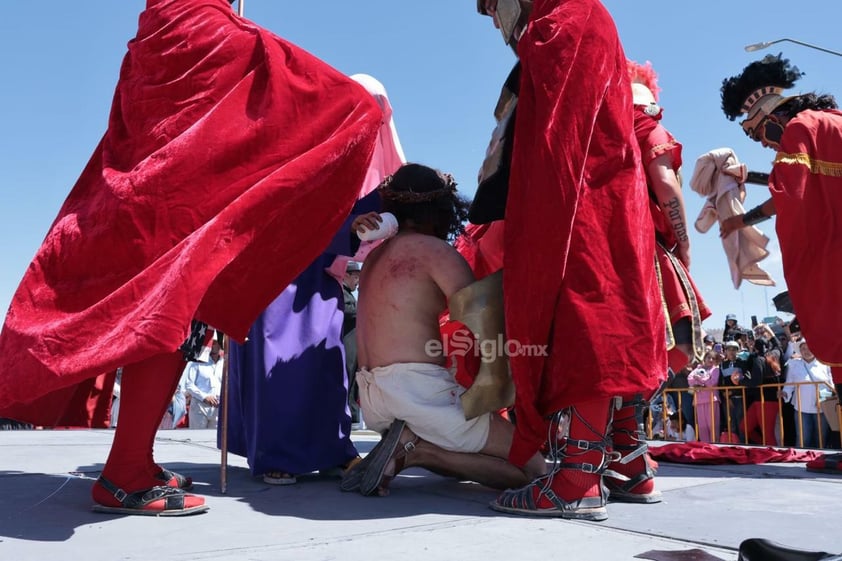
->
[454, 221, 505, 281]
[0, 0, 381, 426]
[504, 0, 666, 465]
[771, 109, 842, 372]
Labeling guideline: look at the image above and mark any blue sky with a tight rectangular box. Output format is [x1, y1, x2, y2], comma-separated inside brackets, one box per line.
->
[1, 1, 840, 334]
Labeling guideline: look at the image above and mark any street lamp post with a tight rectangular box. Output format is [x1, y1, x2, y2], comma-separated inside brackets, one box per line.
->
[745, 38, 842, 58]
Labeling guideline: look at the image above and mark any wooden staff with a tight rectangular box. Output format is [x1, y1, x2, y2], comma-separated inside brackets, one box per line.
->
[219, 0, 245, 496]
[219, 332, 230, 493]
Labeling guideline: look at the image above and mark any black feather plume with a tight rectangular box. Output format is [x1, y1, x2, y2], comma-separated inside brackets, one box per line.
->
[720, 54, 803, 120]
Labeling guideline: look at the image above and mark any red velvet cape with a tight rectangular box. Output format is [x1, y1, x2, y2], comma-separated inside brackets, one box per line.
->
[0, 0, 381, 426]
[771, 109, 842, 371]
[505, 0, 666, 465]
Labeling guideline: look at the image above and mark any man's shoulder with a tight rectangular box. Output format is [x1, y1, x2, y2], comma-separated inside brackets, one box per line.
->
[392, 233, 460, 258]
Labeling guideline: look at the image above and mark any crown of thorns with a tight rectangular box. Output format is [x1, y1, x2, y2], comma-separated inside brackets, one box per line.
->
[377, 173, 458, 203]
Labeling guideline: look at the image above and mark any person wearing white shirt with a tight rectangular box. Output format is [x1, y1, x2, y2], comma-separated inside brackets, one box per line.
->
[782, 341, 834, 448]
[185, 342, 224, 429]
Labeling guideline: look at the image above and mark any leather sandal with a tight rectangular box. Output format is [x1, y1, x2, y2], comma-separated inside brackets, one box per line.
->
[155, 468, 193, 490]
[263, 471, 297, 485]
[491, 472, 609, 521]
[341, 420, 404, 493]
[359, 419, 417, 496]
[91, 476, 208, 516]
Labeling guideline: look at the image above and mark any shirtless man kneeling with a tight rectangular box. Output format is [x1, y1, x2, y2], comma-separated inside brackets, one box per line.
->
[341, 163, 546, 497]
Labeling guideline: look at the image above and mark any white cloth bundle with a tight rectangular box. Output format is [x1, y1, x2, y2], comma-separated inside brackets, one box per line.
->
[689, 147, 775, 289]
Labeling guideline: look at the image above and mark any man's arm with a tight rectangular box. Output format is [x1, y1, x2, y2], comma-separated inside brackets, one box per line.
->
[183, 363, 207, 401]
[428, 240, 475, 300]
[648, 154, 691, 268]
[720, 198, 777, 238]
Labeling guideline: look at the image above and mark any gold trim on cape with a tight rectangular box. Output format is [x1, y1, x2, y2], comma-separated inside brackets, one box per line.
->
[774, 152, 842, 177]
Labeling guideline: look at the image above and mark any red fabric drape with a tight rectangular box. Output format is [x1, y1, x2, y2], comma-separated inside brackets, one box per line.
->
[771, 109, 842, 368]
[504, 0, 666, 465]
[650, 442, 823, 465]
[454, 221, 505, 281]
[0, 0, 381, 425]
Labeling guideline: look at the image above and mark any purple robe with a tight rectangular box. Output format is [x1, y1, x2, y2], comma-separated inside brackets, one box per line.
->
[222, 193, 380, 475]
[224, 256, 356, 475]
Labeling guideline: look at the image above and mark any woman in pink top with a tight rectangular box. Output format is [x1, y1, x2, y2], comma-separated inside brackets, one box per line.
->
[688, 351, 722, 442]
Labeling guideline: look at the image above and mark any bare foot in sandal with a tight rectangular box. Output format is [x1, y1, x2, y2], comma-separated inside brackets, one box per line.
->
[263, 471, 297, 485]
[360, 421, 420, 496]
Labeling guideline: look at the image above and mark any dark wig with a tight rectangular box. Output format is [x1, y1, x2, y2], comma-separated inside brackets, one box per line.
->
[776, 92, 838, 118]
[379, 163, 470, 242]
[720, 54, 803, 121]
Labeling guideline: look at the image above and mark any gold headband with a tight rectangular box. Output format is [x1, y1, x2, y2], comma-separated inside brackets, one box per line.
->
[740, 87, 792, 137]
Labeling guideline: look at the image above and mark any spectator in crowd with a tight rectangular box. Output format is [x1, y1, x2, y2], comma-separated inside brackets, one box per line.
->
[723, 314, 744, 343]
[782, 340, 835, 448]
[781, 319, 803, 362]
[648, 390, 678, 440]
[342, 261, 361, 339]
[110, 368, 122, 429]
[160, 366, 189, 430]
[185, 342, 224, 430]
[741, 331, 783, 445]
[688, 351, 721, 442]
[665, 361, 696, 441]
[719, 340, 751, 442]
[342, 261, 363, 426]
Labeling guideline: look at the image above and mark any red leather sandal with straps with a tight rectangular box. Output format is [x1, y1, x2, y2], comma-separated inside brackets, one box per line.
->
[92, 476, 208, 516]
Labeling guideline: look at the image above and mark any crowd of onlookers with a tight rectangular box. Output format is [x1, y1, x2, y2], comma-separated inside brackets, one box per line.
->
[649, 315, 840, 449]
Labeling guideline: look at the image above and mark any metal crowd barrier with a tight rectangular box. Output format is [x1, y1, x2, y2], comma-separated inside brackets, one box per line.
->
[647, 380, 840, 449]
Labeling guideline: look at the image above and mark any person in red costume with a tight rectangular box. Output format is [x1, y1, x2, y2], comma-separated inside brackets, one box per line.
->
[628, 60, 711, 371]
[0, 0, 381, 515]
[720, 54, 842, 475]
[475, 0, 666, 520]
[622, 60, 712, 499]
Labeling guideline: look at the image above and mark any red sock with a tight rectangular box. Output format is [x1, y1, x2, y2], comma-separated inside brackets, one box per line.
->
[609, 395, 656, 495]
[536, 399, 611, 506]
[92, 351, 200, 507]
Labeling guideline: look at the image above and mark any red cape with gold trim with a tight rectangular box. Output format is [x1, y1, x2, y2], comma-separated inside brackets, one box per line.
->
[0, 0, 380, 426]
[771, 109, 842, 370]
[504, 0, 666, 465]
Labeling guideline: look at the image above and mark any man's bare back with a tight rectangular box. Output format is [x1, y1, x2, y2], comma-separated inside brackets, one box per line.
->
[357, 231, 474, 369]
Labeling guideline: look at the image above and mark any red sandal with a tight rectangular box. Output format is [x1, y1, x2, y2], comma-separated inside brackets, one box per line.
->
[154, 468, 193, 490]
[92, 476, 208, 516]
